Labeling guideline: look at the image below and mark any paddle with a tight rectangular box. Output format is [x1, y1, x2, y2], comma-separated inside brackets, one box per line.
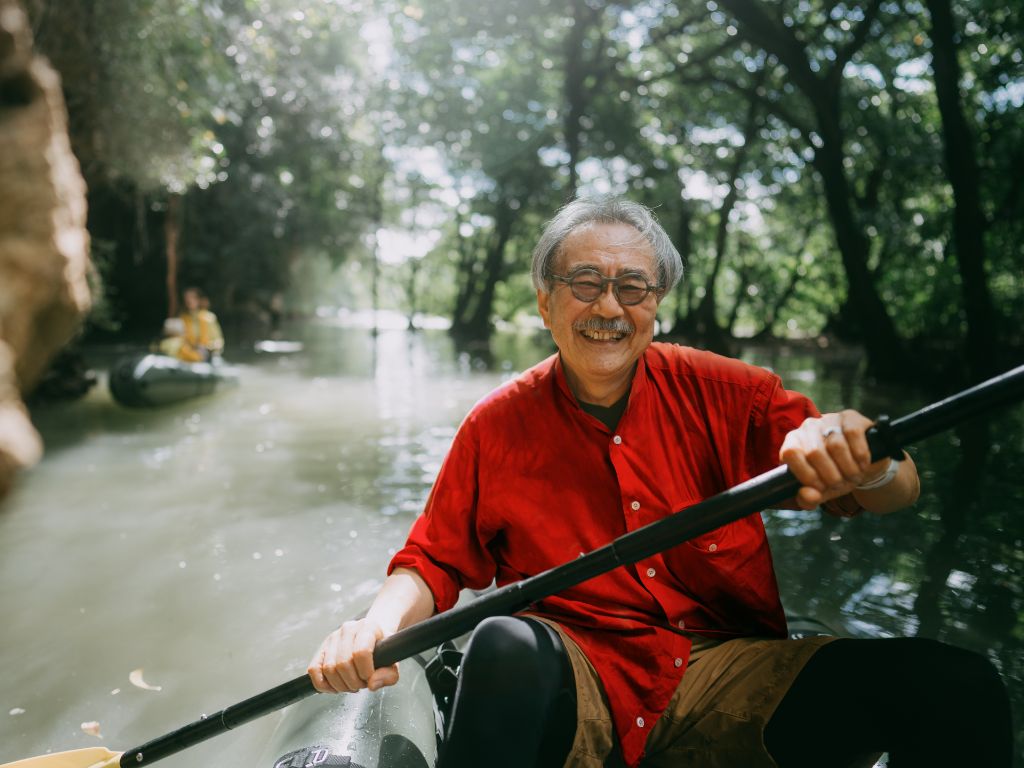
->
[6, 363, 1024, 768]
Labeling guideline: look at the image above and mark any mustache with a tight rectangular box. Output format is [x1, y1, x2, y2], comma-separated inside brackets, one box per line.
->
[572, 318, 635, 335]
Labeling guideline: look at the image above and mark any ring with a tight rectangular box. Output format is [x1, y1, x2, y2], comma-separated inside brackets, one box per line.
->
[822, 426, 841, 440]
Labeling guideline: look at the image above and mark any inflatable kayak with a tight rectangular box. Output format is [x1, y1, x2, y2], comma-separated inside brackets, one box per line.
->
[261, 616, 855, 768]
[264, 647, 447, 768]
[108, 353, 240, 407]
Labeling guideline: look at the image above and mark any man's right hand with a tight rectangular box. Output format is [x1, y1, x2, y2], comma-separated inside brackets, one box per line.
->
[307, 617, 399, 694]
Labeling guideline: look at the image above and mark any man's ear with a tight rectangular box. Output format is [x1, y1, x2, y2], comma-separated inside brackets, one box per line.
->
[537, 288, 551, 329]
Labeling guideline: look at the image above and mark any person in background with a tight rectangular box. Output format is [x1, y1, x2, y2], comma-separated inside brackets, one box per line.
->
[176, 286, 224, 363]
[155, 317, 185, 358]
[309, 197, 1012, 768]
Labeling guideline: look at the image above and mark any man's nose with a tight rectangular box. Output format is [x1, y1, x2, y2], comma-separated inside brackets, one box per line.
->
[591, 283, 625, 316]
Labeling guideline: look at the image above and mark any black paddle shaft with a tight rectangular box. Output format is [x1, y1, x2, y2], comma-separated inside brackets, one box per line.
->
[120, 363, 1024, 766]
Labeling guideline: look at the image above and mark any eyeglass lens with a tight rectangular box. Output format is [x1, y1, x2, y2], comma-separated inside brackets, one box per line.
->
[567, 269, 652, 305]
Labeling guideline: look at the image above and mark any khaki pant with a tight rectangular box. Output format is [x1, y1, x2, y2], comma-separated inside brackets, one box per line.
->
[537, 620, 835, 768]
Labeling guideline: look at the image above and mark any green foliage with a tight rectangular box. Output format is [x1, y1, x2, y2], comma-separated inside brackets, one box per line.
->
[30, 0, 1023, 360]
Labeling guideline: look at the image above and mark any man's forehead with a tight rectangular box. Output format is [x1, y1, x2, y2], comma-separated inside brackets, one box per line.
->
[559, 222, 656, 270]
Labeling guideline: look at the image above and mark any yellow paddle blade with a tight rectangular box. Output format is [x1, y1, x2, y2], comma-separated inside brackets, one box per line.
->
[0, 747, 121, 768]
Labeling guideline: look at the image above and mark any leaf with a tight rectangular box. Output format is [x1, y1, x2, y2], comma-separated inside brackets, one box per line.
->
[129, 668, 163, 691]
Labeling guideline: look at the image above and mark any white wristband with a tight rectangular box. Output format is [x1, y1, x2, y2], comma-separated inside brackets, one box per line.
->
[855, 458, 901, 491]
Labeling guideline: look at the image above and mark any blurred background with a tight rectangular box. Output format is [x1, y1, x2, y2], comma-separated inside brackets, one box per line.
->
[14, 0, 1024, 376]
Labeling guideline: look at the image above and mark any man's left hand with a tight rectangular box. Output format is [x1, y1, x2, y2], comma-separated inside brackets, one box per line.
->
[779, 410, 895, 511]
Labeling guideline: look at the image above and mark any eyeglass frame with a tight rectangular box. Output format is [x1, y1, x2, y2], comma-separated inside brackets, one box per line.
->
[545, 267, 663, 306]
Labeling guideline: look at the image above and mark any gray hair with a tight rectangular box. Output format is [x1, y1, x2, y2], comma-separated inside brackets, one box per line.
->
[531, 197, 684, 294]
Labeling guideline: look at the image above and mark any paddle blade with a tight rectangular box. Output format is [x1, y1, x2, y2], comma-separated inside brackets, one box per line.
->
[0, 748, 121, 768]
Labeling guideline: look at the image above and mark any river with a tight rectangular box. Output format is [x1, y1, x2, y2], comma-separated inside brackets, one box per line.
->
[2, 322, 1022, 766]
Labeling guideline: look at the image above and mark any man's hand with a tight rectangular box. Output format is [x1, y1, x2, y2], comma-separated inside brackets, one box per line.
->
[779, 409, 905, 511]
[307, 617, 399, 694]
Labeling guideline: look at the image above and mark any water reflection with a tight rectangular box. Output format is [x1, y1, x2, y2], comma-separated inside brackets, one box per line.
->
[1, 327, 1021, 766]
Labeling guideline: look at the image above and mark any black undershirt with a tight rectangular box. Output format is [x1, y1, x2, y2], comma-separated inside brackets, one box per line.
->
[578, 392, 630, 432]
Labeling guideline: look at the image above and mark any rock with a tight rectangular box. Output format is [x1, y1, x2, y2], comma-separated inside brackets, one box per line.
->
[0, 0, 91, 500]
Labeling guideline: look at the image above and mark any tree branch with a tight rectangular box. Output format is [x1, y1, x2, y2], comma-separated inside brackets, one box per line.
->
[715, 0, 822, 100]
[827, 0, 885, 90]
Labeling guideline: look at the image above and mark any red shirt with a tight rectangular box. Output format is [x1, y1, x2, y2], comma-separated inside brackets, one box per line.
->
[389, 343, 822, 766]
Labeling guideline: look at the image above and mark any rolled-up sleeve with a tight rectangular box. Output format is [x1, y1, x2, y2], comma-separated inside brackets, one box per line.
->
[387, 414, 499, 613]
[746, 373, 863, 516]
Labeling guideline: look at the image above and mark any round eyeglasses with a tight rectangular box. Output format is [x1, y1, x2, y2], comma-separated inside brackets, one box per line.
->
[547, 268, 661, 306]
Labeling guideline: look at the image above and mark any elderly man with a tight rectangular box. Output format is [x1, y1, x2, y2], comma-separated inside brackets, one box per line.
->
[310, 198, 1011, 767]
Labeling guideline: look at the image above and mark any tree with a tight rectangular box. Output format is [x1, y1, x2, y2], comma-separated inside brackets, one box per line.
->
[925, 0, 998, 380]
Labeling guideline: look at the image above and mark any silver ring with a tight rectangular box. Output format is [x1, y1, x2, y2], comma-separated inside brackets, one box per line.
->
[822, 426, 841, 440]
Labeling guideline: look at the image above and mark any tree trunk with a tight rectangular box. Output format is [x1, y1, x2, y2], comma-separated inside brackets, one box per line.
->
[718, 0, 906, 376]
[451, 209, 482, 330]
[562, 0, 588, 201]
[464, 205, 516, 337]
[671, 202, 694, 332]
[455, 205, 516, 339]
[406, 257, 421, 330]
[689, 82, 761, 346]
[752, 267, 801, 340]
[164, 193, 181, 316]
[811, 134, 903, 372]
[925, 0, 998, 381]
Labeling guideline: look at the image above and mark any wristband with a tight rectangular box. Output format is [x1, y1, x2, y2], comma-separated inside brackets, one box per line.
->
[855, 458, 901, 491]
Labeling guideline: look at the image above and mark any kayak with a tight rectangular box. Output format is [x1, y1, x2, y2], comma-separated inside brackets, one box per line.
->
[261, 615, 854, 768]
[264, 648, 444, 768]
[108, 353, 240, 407]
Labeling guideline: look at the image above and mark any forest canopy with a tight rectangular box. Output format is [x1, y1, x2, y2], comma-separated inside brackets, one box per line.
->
[25, 0, 1024, 381]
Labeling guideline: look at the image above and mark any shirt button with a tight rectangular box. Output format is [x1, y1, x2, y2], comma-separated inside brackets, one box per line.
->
[631, 501, 641, 511]
[646, 567, 656, 578]
[612, 435, 622, 445]
[677, 619, 686, 629]
[674, 657, 683, 668]
[636, 716, 645, 728]
[708, 543, 718, 552]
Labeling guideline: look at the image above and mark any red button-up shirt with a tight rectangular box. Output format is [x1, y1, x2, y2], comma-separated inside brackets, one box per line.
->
[389, 343, 822, 766]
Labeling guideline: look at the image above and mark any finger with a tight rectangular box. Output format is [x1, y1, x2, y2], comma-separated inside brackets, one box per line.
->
[804, 431, 845, 490]
[823, 425, 862, 482]
[334, 624, 366, 692]
[324, 628, 362, 693]
[780, 434, 825, 493]
[796, 485, 822, 511]
[307, 642, 333, 693]
[321, 630, 351, 693]
[368, 664, 400, 692]
[351, 623, 382, 683]
[839, 410, 874, 468]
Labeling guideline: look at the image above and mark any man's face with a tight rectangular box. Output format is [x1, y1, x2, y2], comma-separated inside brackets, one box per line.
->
[537, 222, 661, 400]
[183, 290, 200, 312]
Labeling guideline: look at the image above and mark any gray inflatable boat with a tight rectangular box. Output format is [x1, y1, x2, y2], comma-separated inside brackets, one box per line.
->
[260, 616, 866, 768]
[109, 353, 240, 407]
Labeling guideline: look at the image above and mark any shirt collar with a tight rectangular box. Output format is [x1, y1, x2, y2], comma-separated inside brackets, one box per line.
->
[550, 347, 652, 409]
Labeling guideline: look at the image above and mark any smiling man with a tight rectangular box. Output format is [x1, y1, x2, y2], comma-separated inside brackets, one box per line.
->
[309, 198, 1011, 768]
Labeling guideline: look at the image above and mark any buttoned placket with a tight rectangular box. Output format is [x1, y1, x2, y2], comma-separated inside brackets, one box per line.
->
[611, 423, 693, 640]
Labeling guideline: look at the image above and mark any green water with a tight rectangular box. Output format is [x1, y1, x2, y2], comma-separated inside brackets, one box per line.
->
[1, 323, 1021, 766]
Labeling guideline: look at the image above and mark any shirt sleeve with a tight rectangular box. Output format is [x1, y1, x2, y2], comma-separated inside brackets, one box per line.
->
[745, 373, 819, 478]
[387, 414, 499, 613]
[747, 374, 863, 516]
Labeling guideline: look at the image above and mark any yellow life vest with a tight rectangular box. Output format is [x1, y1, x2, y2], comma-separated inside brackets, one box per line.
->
[178, 310, 223, 362]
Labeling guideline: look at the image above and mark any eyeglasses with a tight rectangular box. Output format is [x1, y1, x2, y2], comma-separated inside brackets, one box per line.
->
[547, 268, 661, 306]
